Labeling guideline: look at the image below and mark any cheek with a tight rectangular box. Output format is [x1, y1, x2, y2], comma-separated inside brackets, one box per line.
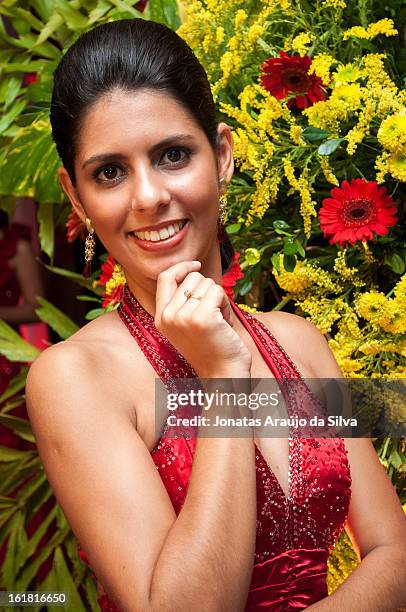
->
[83, 184, 130, 229]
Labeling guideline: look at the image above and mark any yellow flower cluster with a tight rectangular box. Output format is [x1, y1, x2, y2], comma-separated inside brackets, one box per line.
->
[333, 250, 365, 287]
[355, 280, 406, 334]
[219, 84, 287, 222]
[283, 159, 317, 237]
[236, 303, 260, 314]
[378, 113, 406, 152]
[105, 263, 126, 296]
[291, 32, 315, 57]
[296, 295, 347, 335]
[343, 18, 398, 41]
[274, 257, 343, 297]
[359, 339, 406, 357]
[304, 83, 362, 132]
[322, 0, 346, 7]
[327, 531, 359, 595]
[308, 53, 336, 85]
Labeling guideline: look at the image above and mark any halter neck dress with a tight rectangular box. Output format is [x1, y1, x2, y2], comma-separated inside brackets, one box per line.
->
[78, 284, 352, 611]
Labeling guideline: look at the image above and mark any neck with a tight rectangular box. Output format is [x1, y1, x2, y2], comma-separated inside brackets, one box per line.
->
[123, 250, 225, 318]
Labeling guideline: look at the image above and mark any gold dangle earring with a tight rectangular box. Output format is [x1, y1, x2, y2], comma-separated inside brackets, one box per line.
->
[217, 177, 228, 244]
[218, 177, 228, 226]
[83, 217, 96, 278]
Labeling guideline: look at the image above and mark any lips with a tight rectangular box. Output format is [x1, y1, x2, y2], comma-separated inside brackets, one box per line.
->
[128, 219, 190, 252]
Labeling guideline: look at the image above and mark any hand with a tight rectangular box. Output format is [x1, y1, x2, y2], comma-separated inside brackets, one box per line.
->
[155, 261, 252, 378]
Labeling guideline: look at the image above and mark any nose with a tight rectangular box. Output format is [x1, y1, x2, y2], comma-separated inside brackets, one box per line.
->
[130, 165, 171, 214]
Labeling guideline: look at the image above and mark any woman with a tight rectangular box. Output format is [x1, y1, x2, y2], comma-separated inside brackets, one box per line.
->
[25, 18, 406, 612]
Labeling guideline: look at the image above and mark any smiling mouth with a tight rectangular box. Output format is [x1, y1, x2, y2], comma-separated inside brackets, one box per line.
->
[130, 219, 189, 243]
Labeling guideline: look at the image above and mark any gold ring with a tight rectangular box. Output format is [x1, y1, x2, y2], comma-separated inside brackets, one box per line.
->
[184, 290, 202, 300]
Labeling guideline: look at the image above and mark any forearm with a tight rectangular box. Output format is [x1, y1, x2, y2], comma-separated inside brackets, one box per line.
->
[308, 545, 406, 611]
[148, 435, 257, 612]
[0, 302, 40, 324]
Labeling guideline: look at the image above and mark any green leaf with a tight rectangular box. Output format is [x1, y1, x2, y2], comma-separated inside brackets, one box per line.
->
[239, 279, 253, 296]
[0, 76, 21, 108]
[0, 320, 39, 362]
[35, 296, 79, 340]
[0, 445, 33, 462]
[85, 308, 106, 321]
[53, 546, 87, 612]
[0, 415, 35, 443]
[273, 219, 290, 231]
[318, 138, 344, 156]
[283, 253, 296, 272]
[1, 511, 26, 587]
[388, 449, 402, 469]
[384, 253, 405, 275]
[40, 262, 100, 291]
[53, 1, 88, 30]
[283, 237, 298, 255]
[34, 12, 63, 47]
[225, 223, 241, 234]
[147, 0, 180, 29]
[302, 126, 331, 142]
[0, 366, 28, 405]
[38, 201, 54, 260]
[295, 240, 306, 258]
[0, 99, 26, 134]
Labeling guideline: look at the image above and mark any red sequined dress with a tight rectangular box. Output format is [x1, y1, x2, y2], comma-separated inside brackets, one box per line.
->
[78, 284, 352, 611]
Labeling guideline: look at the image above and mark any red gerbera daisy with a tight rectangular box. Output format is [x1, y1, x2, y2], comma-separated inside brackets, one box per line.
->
[319, 178, 398, 246]
[222, 251, 244, 299]
[260, 51, 326, 110]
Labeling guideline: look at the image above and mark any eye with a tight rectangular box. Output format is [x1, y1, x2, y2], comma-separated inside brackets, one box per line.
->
[94, 165, 125, 183]
[160, 147, 191, 166]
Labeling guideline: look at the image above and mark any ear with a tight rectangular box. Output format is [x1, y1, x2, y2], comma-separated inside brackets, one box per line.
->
[216, 122, 234, 192]
[57, 167, 87, 223]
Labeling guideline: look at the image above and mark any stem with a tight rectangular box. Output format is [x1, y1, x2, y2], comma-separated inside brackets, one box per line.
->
[272, 295, 291, 311]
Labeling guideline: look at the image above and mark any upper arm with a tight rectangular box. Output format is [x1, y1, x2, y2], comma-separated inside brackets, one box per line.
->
[25, 344, 176, 611]
[13, 239, 44, 303]
[343, 437, 406, 559]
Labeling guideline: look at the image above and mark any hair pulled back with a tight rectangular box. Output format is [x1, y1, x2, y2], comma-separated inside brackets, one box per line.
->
[50, 18, 235, 273]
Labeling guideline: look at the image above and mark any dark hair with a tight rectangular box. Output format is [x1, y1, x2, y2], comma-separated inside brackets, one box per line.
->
[50, 18, 235, 273]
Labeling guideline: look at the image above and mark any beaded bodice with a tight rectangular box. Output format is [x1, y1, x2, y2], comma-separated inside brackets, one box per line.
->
[117, 284, 352, 564]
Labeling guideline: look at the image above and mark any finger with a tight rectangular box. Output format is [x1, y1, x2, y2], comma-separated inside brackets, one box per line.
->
[177, 277, 216, 315]
[155, 260, 201, 318]
[183, 283, 234, 328]
[168, 271, 207, 314]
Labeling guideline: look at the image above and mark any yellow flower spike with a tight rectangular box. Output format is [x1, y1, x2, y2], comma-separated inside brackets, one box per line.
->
[319, 156, 339, 186]
[343, 18, 398, 41]
[374, 152, 390, 184]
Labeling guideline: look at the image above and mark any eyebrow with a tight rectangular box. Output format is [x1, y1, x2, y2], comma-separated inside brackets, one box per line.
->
[81, 133, 196, 169]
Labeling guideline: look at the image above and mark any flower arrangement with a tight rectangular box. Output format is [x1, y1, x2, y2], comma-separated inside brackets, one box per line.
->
[176, 0, 405, 381]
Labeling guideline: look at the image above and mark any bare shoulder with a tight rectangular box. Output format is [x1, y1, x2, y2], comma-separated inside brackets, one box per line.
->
[26, 309, 142, 424]
[253, 309, 341, 377]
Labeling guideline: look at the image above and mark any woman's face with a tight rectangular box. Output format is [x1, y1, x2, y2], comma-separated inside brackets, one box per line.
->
[59, 88, 234, 289]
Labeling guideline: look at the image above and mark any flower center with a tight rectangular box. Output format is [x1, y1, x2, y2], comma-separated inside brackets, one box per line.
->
[283, 69, 309, 91]
[342, 198, 375, 226]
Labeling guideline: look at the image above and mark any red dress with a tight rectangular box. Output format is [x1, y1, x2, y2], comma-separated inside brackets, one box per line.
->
[78, 284, 351, 611]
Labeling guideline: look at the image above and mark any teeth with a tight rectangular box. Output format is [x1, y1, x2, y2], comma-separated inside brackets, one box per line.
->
[134, 221, 186, 242]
